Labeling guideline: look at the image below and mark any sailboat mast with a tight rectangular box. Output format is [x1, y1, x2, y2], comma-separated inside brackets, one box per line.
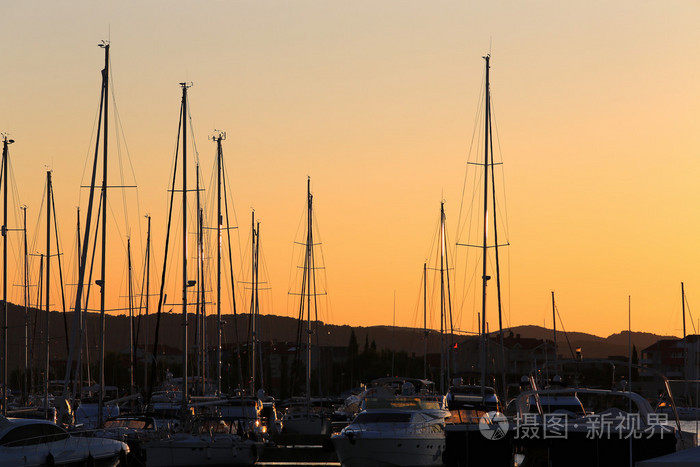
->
[391, 291, 396, 377]
[682, 282, 686, 381]
[195, 163, 202, 395]
[215, 133, 223, 396]
[62, 42, 107, 409]
[97, 42, 110, 427]
[75, 209, 82, 398]
[22, 205, 28, 405]
[180, 82, 190, 408]
[1, 135, 12, 416]
[306, 177, 313, 405]
[250, 210, 256, 395]
[199, 206, 206, 395]
[480, 54, 491, 399]
[487, 82, 507, 402]
[423, 262, 428, 380]
[682, 282, 686, 341]
[256, 221, 263, 392]
[144, 215, 151, 392]
[128, 239, 135, 396]
[552, 291, 557, 370]
[44, 171, 52, 419]
[440, 202, 446, 395]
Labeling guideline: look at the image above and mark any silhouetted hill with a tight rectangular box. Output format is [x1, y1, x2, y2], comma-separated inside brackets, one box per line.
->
[2, 303, 679, 374]
[502, 325, 677, 359]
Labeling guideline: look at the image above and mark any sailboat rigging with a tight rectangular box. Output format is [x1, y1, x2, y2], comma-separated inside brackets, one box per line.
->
[284, 177, 331, 435]
[179, 82, 193, 410]
[207, 130, 245, 395]
[62, 41, 109, 423]
[444, 55, 514, 467]
[456, 54, 509, 402]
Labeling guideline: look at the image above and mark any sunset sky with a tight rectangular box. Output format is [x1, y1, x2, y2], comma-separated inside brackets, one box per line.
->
[1, 0, 699, 341]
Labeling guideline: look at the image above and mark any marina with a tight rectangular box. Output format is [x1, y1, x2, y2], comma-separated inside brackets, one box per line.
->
[2, 2, 700, 466]
[1, 48, 699, 466]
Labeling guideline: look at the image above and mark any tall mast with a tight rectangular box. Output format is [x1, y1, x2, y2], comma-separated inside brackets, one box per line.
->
[44, 171, 52, 419]
[487, 64, 507, 401]
[423, 262, 428, 380]
[22, 205, 28, 405]
[127, 239, 135, 397]
[199, 207, 206, 395]
[195, 163, 202, 394]
[180, 82, 191, 409]
[97, 42, 110, 427]
[255, 221, 263, 392]
[250, 210, 256, 395]
[440, 202, 446, 394]
[143, 215, 151, 391]
[306, 177, 313, 406]
[62, 42, 108, 411]
[682, 282, 687, 381]
[73, 208, 82, 400]
[391, 291, 396, 377]
[479, 55, 491, 400]
[1, 135, 13, 416]
[552, 291, 557, 371]
[214, 133, 224, 396]
[682, 282, 687, 341]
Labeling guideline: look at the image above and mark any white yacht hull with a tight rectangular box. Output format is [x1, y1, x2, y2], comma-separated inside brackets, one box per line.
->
[332, 433, 445, 467]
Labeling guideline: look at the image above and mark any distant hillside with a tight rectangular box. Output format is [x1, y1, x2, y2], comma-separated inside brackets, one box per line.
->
[3, 303, 678, 372]
[502, 325, 677, 359]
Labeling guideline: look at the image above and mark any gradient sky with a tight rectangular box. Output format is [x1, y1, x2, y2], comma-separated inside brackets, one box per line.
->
[1, 0, 699, 340]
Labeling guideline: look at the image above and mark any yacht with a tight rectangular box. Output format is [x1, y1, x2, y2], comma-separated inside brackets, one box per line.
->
[142, 416, 262, 467]
[511, 387, 686, 466]
[445, 384, 500, 412]
[0, 415, 128, 467]
[332, 396, 450, 467]
[280, 397, 332, 435]
[93, 414, 162, 465]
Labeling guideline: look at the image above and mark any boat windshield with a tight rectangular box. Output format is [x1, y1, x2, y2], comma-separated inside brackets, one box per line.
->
[353, 412, 412, 424]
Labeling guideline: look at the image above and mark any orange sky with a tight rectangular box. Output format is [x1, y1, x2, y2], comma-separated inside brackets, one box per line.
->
[1, 0, 699, 340]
